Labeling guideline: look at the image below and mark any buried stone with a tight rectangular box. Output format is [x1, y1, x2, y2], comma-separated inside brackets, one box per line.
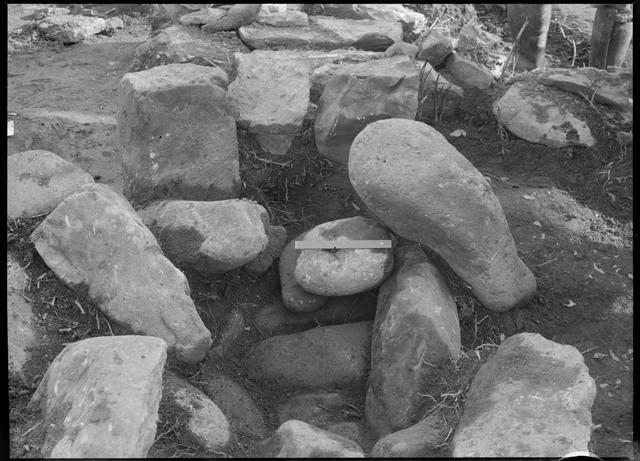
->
[349, 118, 536, 312]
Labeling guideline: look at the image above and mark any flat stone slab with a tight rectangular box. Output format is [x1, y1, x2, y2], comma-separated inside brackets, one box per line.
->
[238, 15, 402, 51]
[37, 14, 107, 44]
[257, 4, 309, 27]
[259, 420, 365, 457]
[294, 217, 394, 296]
[138, 199, 268, 275]
[30, 336, 167, 458]
[7, 254, 39, 380]
[246, 321, 372, 390]
[130, 25, 248, 74]
[30, 183, 212, 363]
[537, 66, 633, 112]
[8, 150, 94, 220]
[494, 81, 595, 148]
[163, 372, 231, 452]
[452, 332, 597, 457]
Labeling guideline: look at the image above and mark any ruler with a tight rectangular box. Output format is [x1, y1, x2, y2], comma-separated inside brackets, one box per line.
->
[295, 240, 392, 250]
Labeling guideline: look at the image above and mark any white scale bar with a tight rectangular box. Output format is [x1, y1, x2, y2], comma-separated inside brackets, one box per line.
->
[295, 240, 392, 250]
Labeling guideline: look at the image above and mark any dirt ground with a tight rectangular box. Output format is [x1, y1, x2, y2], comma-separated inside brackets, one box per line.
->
[7, 4, 634, 458]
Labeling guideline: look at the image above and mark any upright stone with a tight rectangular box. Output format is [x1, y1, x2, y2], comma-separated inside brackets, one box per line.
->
[117, 63, 240, 207]
[30, 336, 167, 458]
[349, 118, 536, 312]
[314, 56, 419, 164]
[229, 51, 311, 155]
[366, 244, 461, 437]
[452, 333, 597, 457]
[30, 184, 212, 363]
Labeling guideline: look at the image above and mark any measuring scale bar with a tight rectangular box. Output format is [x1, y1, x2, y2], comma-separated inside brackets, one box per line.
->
[295, 240, 392, 250]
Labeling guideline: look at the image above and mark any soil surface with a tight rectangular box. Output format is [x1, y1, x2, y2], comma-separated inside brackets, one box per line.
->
[7, 4, 634, 459]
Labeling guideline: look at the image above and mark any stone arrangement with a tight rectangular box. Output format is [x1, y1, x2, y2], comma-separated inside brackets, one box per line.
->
[8, 3, 619, 458]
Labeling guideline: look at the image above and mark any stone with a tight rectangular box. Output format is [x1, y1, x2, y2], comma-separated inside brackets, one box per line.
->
[246, 322, 372, 390]
[370, 412, 446, 457]
[7, 150, 95, 220]
[257, 4, 309, 27]
[294, 217, 394, 296]
[117, 63, 241, 206]
[245, 225, 288, 274]
[36, 14, 107, 44]
[201, 373, 267, 438]
[326, 422, 366, 448]
[443, 52, 494, 89]
[356, 4, 427, 36]
[384, 41, 419, 58]
[179, 7, 227, 26]
[416, 62, 465, 120]
[229, 51, 311, 155]
[366, 244, 461, 437]
[417, 30, 453, 66]
[211, 309, 245, 357]
[279, 233, 328, 313]
[252, 293, 377, 333]
[130, 25, 247, 74]
[138, 199, 268, 275]
[304, 4, 373, 20]
[457, 22, 502, 51]
[103, 16, 124, 32]
[163, 372, 231, 451]
[349, 118, 537, 312]
[202, 4, 262, 32]
[30, 336, 167, 458]
[238, 16, 402, 51]
[494, 81, 596, 148]
[278, 391, 359, 428]
[537, 67, 633, 112]
[259, 420, 364, 457]
[7, 255, 39, 380]
[451, 333, 597, 457]
[314, 56, 419, 164]
[30, 184, 212, 363]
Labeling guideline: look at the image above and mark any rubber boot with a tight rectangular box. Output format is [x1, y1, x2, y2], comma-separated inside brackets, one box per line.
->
[507, 4, 552, 71]
[590, 4, 633, 69]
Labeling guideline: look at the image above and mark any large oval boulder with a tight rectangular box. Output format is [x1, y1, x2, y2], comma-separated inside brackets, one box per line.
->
[138, 199, 269, 275]
[349, 118, 536, 312]
[366, 244, 461, 438]
[294, 216, 394, 296]
[314, 56, 419, 164]
[451, 333, 596, 457]
[30, 336, 167, 458]
[30, 183, 212, 363]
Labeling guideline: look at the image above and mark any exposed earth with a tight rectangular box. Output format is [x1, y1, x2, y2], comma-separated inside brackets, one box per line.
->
[7, 4, 634, 458]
